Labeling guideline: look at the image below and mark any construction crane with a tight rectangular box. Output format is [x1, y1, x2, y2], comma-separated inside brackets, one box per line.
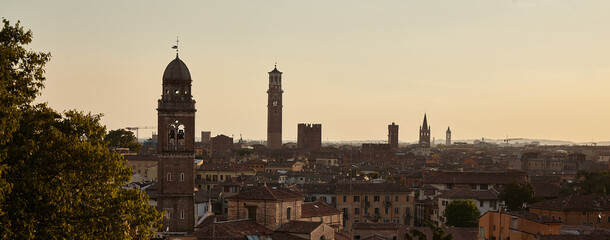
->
[504, 136, 524, 147]
[125, 126, 155, 140]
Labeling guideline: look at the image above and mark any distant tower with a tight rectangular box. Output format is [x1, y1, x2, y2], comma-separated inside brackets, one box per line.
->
[388, 122, 399, 149]
[267, 65, 283, 149]
[419, 114, 430, 148]
[157, 52, 196, 233]
[297, 123, 322, 151]
[446, 127, 451, 145]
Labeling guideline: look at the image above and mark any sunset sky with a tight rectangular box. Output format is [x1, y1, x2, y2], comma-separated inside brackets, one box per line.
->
[3, 0, 610, 143]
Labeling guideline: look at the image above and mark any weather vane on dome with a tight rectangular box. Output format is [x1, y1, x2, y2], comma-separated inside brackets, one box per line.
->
[172, 36, 179, 54]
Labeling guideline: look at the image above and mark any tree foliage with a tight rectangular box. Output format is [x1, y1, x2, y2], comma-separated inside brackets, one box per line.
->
[404, 221, 453, 240]
[499, 181, 538, 211]
[443, 199, 480, 227]
[105, 128, 142, 153]
[560, 170, 610, 195]
[0, 19, 161, 239]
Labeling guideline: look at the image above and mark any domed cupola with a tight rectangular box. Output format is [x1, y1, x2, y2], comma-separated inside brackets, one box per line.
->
[162, 54, 191, 84]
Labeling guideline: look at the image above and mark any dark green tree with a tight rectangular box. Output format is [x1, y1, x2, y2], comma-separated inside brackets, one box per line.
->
[427, 221, 453, 240]
[499, 181, 538, 210]
[0, 18, 51, 237]
[0, 19, 162, 239]
[105, 128, 142, 153]
[560, 170, 610, 195]
[443, 199, 480, 227]
[404, 228, 427, 240]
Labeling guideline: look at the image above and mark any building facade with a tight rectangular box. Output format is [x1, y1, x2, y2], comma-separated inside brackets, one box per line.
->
[156, 53, 196, 233]
[336, 182, 415, 229]
[267, 65, 283, 149]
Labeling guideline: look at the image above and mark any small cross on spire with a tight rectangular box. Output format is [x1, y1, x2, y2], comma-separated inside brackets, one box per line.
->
[171, 36, 179, 57]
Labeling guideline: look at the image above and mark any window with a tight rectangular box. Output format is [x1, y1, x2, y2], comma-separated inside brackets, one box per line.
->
[181, 211, 185, 219]
[364, 207, 369, 214]
[590, 212, 594, 216]
[375, 208, 380, 214]
[374, 196, 380, 202]
[385, 207, 389, 214]
[342, 208, 348, 215]
[355, 208, 360, 215]
[406, 196, 410, 202]
[558, 216, 562, 221]
[166, 212, 171, 219]
[364, 196, 369, 202]
[480, 201, 484, 207]
[395, 207, 399, 214]
[354, 196, 360, 202]
[343, 196, 347, 202]
[167, 173, 172, 181]
[395, 195, 398, 202]
[287, 207, 292, 220]
[220, 175, 224, 180]
[385, 196, 390, 202]
[480, 184, 488, 190]
[180, 173, 185, 181]
[583, 212, 587, 216]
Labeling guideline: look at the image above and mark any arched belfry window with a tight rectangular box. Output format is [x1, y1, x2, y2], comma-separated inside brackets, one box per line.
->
[177, 124, 185, 146]
[168, 125, 176, 144]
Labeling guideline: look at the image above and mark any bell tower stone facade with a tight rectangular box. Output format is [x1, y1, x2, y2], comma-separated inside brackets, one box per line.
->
[388, 122, 399, 149]
[157, 53, 196, 233]
[419, 114, 431, 148]
[267, 65, 283, 149]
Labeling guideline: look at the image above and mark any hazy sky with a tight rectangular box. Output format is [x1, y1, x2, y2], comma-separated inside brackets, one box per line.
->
[3, 0, 610, 143]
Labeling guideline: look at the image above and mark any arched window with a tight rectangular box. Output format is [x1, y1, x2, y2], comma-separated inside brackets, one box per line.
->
[167, 173, 172, 181]
[168, 124, 176, 147]
[286, 207, 291, 220]
[177, 124, 185, 145]
[180, 173, 185, 181]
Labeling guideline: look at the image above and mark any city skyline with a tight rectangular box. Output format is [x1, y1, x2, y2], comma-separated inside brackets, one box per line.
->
[3, 1, 610, 142]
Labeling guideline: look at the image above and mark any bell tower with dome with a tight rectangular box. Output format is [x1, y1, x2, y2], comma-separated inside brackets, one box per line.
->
[267, 65, 283, 149]
[156, 52, 196, 233]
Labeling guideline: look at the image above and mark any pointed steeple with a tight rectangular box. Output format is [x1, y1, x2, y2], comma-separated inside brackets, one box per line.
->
[422, 114, 428, 129]
[447, 126, 451, 132]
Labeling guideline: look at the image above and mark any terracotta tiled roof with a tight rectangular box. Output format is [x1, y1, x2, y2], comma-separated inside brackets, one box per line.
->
[275, 221, 323, 234]
[532, 182, 560, 199]
[439, 188, 499, 200]
[361, 235, 388, 240]
[270, 232, 308, 240]
[199, 163, 253, 172]
[504, 211, 562, 224]
[336, 182, 409, 193]
[226, 185, 302, 200]
[301, 200, 341, 218]
[539, 233, 610, 240]
[529, 194, 610, 211]
[302, 183, 336, 194]
[423, 171, 526, 185]
[352, 222, 399, 230]
[189, 219, 273, 239]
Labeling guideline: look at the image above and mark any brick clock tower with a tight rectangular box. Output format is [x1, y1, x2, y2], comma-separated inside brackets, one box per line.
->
[267, 65, 283, 149]
[157, 53, 196, 234]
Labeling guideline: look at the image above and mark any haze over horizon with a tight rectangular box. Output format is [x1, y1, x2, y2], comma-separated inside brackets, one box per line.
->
[3, 1, 610, 143]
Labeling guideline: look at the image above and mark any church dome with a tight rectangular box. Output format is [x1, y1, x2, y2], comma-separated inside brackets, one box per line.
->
[163, 54, 191, 83]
